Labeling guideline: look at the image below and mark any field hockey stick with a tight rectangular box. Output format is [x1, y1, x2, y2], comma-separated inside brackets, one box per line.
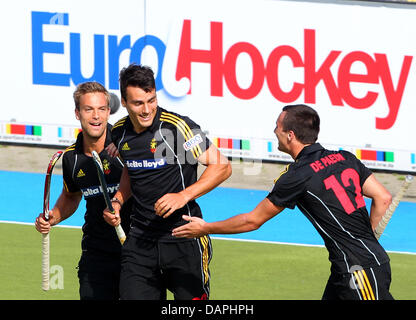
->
[42, 150, 63, 291]
[374, 174, 414, 240]
[91, 151, 126, 244]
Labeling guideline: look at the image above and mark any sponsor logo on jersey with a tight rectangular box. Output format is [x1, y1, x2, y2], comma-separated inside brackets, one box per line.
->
[183, 134, 203, 151]
[122, 142, 130, 151]
[81, 183, 119, 199]
[77, 169, 86, 178]
[102, 158, 111, 174]
[150, 138, 157, 153]
[125, 158, 166, 170]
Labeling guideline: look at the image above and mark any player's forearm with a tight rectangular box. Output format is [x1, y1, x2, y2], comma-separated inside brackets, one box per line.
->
[113, 166, 132, 205]
[173, 198, 283, 239]
[204, 199, 281, 234]
[362, 174, 392, 230]
[369, 195, 392, 230]
[205, 213, 261, 235]
[50, 192, 81, 225]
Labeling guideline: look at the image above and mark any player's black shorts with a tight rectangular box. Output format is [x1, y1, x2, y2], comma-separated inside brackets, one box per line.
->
[322, 262, 394, 300]
[77, 249, 122, 300]
[119, 234, 212, 300]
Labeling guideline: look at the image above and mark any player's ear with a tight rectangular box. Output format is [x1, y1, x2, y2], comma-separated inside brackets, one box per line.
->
[75, 107, 80, 120]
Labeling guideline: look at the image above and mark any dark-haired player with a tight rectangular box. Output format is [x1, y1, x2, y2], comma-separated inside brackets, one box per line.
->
[35, 81, 131, 300]
[104, 64, 232, 300]
[173, 104, 394, 300]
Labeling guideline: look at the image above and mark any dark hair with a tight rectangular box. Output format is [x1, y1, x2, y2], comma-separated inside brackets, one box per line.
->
[281, 104, 320, 144]
[73, 81, 110, 110]
[119, 64, 156, 101]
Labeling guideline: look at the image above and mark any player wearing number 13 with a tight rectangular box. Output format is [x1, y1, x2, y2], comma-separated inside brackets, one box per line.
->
[173, 104, 394, 300]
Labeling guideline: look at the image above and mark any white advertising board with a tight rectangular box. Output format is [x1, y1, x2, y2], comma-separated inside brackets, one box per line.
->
[0, 0, 415, 173]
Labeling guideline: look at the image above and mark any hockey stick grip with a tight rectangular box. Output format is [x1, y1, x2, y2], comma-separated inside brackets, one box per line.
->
[41, 233, 50, 291]
[115, 224, 126, 244]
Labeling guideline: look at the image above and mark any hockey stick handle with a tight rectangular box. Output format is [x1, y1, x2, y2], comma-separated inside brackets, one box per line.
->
[41, 233, 50, 291]
[41, 150, 63, 291]
[374, 175, 413, 240]
[106, 200, 126, 245]
[91, 151, 127, 245]
[115, 224, 126, 244]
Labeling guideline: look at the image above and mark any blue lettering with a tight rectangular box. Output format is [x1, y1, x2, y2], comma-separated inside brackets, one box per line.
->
[31, 11, 70, 86]
[130, 35, 166, 90]
[31, 11, 167, 90]
[70, 33, 105, 85]
[108, 35, 131, 90]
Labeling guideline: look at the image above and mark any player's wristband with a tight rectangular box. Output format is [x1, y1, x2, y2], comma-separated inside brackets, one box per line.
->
[111, 197, 123, 207]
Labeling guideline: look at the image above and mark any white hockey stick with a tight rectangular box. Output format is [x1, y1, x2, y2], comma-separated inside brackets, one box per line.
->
[91, 151, 126, 244]
[42, 151, 63, 291]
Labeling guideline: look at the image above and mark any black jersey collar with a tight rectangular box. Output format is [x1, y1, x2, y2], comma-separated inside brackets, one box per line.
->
[295, 143, 324, 161]
[149, 106, 162, 132]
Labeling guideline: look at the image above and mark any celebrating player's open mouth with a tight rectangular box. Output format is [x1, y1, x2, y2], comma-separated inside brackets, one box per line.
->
[138, 112, 154, 125]
[89, 121, 103, 130]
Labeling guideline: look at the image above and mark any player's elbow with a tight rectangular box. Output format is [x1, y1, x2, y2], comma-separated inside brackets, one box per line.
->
[379, 188, 392, 205]
[375, 190, 392, 211]
[383, 191, 392, 207]
[243, 214, 262, 232]
[215, 161, 232, 183]
[223, 162, 232, 180]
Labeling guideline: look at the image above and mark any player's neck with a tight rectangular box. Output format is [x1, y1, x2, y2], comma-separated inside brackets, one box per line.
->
[290, 142, 310, 160]
[82, 132, 107, 156]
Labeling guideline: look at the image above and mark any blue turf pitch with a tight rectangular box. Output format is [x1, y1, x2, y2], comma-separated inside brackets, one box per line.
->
[1, 170, 415, 254]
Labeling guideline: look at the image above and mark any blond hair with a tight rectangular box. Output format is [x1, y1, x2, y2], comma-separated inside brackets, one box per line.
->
[73, 82, 110, 109]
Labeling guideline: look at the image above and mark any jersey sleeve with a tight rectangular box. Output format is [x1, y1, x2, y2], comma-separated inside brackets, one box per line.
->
[111, 116, 128, 151]
[62, 150, 80, 193]
[180, 116, 211, 161]
[341, 150, 373, 186]
[266, 164, 308, 209]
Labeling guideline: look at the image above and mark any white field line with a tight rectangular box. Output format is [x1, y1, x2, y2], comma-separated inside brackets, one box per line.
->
[4, 220, 415, 256]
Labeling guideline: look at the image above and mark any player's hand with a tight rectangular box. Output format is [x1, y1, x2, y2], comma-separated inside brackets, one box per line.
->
[105, 143, 119, 158]
[154, 192, 190, 219]
[103, 205, 121, 227]
[35, 211, 53, 234]
[172, 215, 207, 238]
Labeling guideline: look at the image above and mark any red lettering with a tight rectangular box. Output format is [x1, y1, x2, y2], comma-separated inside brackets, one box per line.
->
[304, 29, 343, 106]
[310, 160, 324, 172]
[310, 162, 320, 172]
[266, 45, 304, 102]
[329, 154, 339, 163]
[338, 51, 378, 109]
[341, 168, 366, 209]
[374, 53, 413, 129]
[176, 20, 223, 96]
[320, 153, 346, 168]
[224, 42, 265, 99]
[175, 22, 412, 129]
[335, 153, 345, 161]
[321, 156, 330, 167]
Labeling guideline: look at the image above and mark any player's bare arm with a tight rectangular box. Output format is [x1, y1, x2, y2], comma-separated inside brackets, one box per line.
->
[105, 142, 119, 158]
[172, 198, 284, 238]
[362, 174, 392, 231]
[35, 188, 82, 233]
[103, 166, 131, 226]
[154, 144, 232, 218]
